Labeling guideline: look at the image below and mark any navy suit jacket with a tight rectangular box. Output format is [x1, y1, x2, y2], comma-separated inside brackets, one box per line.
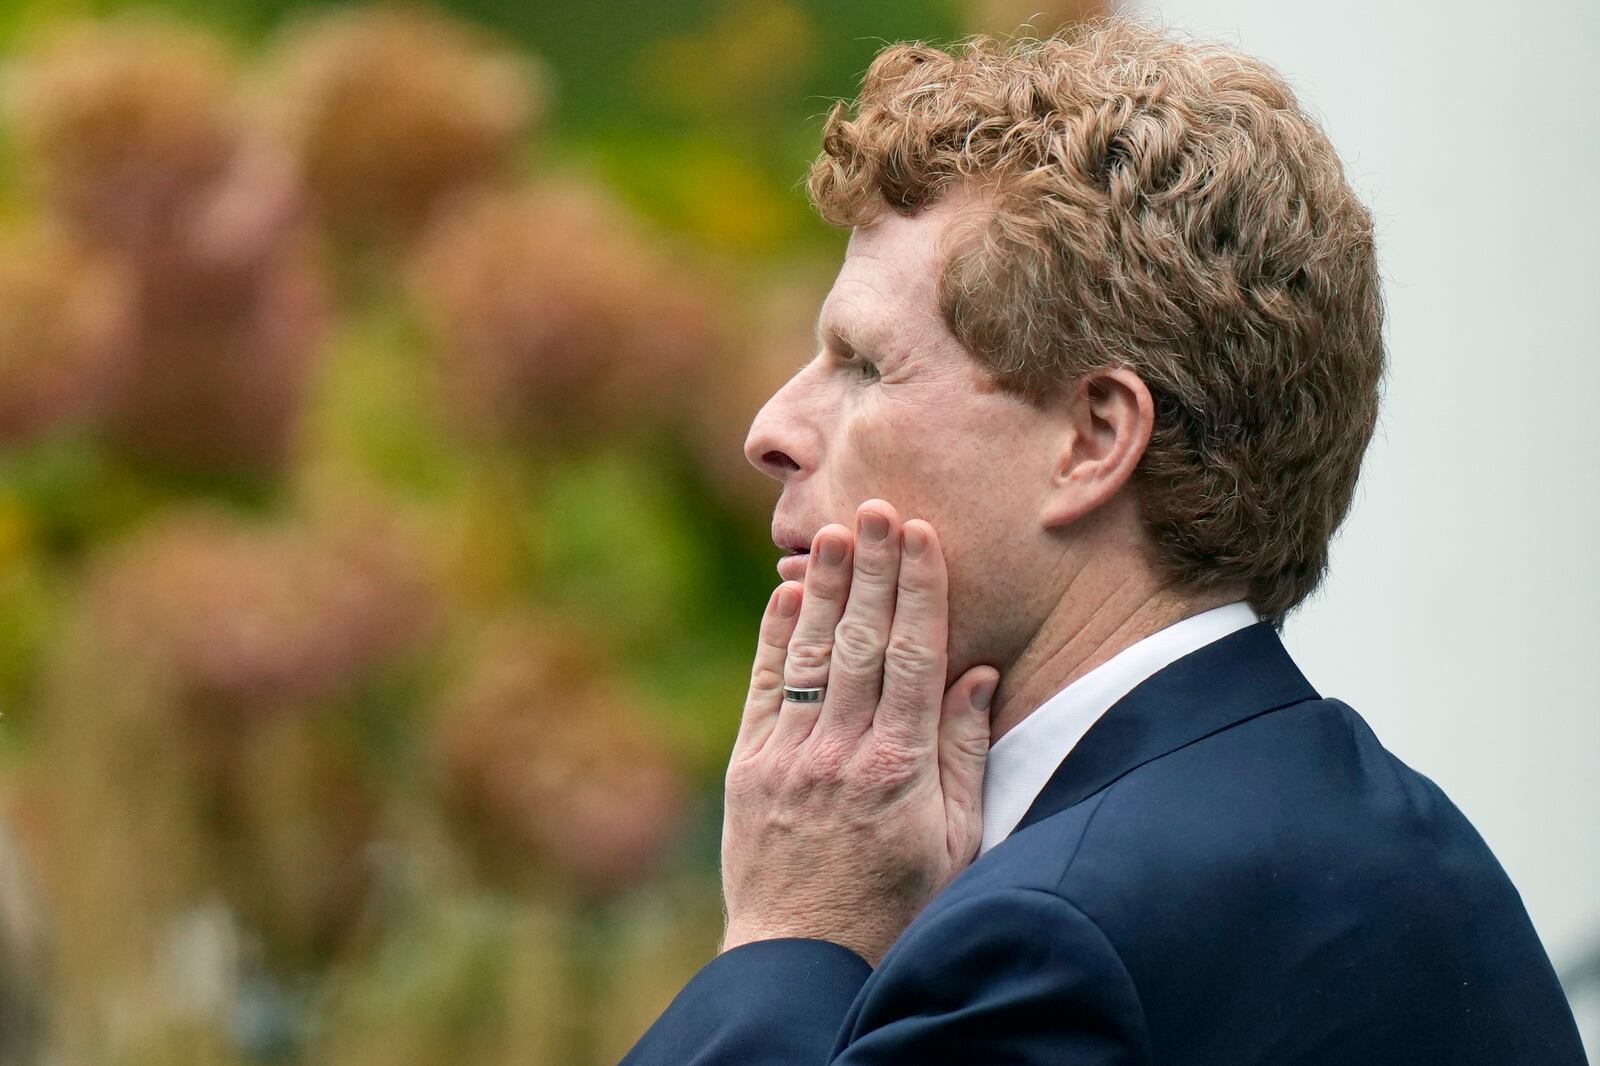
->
[622, 623, 1587, 1064]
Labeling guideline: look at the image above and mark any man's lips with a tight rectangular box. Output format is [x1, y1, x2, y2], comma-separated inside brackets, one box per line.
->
[776, 549, 809, 582]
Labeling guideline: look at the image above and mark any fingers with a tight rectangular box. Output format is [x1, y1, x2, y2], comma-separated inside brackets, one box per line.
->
[732, 581, 803, 756]
[815, 501, 902, 739]
[767, 524, 854, 749]
[938, 665, 1000, 864]
[873, 518, 950, 751]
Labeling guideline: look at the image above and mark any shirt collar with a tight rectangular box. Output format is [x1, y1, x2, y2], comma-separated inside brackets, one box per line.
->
[978, 601, 1261, 856]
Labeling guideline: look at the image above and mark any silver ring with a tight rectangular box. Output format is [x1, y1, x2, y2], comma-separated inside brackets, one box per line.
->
[782, 685, 826, 703]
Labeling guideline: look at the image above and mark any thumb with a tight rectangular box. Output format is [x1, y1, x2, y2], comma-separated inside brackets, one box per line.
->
[937, 666, 1000, 853]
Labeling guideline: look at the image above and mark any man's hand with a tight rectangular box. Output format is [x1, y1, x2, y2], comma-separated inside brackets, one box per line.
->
[720, 499, 1000, 967]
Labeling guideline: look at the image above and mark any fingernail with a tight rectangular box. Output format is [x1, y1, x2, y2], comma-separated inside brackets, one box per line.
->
[972, 677, 998, 712]
[903, 524, 927, 558]
[859, 511, 889, 542]
[818, 536, 846, 567]
[775, 584, 799, 617]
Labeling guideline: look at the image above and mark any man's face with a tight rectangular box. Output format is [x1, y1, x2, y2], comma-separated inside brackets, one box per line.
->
[743, 194, 1069, 677]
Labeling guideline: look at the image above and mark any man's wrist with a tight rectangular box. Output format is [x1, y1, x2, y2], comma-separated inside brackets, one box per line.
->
[720, 916, 897, 966]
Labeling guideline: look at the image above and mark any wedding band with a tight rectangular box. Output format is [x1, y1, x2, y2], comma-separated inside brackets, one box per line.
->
[782, 685, 826, 703]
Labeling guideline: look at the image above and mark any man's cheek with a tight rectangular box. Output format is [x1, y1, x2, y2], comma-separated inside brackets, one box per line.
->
[847, 411, 941, 493]
[941, 543, 987, 681]
[837, 416, 898, 499]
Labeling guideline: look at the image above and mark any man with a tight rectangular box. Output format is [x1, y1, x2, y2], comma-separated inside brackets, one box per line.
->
[623, 20, 1586, 1065]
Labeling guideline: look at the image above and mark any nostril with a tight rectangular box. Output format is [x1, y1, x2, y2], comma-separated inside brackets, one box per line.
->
[762, 450, 801, 472]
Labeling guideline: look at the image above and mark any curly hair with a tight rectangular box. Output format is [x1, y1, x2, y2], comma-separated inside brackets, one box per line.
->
[808, 20, 1385, 626]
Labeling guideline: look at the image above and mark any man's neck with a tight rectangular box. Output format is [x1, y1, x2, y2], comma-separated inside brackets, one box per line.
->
[988, 577, 1247, 744]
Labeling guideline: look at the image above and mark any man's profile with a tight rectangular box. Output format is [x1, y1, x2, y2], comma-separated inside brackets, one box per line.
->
[623, 19, 1585, 1064]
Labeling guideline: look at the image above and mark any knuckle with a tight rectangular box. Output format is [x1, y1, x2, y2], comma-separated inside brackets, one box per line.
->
[855, 741, 922, 789]
[949, 729, 989, 762]
[798, 739, 852, 781]
[724, 757, 769, 801]
[808, 565, 851, 596]
[749, 660, 785, 694]
[893, 583, 936, 615]
[832, 617, 886, 670]
[884, 632, 939, 675]
[785, 639, 833, 675]
[853, 547, 896, 581]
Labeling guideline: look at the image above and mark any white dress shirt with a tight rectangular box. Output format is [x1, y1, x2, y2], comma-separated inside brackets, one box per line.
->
[978, 601, 1261, 856]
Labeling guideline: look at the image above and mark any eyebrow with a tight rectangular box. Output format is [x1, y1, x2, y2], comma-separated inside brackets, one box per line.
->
[814, 318, 885, 359]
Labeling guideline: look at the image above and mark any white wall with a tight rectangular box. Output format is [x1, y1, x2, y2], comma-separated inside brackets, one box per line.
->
[1140, 0, 1600, 1050]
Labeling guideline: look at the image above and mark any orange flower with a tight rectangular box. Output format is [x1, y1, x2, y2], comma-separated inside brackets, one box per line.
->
[0, 225, 135, 445]
[108, 226, 328, 475]
[8, 18, 238, 252]
[409, 182, 722, 444]
[269, 3, 544, 238]
[80, 504, 436, 715]
[8, 17, 330, 474]
[433, 618, 688, 897]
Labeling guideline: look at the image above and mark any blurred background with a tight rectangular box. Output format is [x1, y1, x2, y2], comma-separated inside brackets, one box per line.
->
[0, 0, 1591, 1062]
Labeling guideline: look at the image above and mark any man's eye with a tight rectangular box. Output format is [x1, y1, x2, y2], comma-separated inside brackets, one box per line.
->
[848, 355, 880, 380]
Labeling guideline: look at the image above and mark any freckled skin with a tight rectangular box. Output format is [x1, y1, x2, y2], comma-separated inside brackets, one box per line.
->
[725, 190, 1197, 963]
[745, 193, 1074, 681]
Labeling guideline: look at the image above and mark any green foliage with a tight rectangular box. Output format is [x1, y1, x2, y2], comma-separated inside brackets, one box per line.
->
[0, 2, 985, 1061]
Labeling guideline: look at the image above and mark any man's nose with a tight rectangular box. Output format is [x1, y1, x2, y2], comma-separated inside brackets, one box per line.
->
[743, 377, 812, 483]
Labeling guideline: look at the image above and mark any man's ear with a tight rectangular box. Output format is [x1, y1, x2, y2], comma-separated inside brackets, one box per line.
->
[1038, 366, 1155, 531]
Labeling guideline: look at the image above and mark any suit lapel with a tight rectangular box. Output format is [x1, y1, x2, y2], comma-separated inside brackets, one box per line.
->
[1012, 622, 1319, 835]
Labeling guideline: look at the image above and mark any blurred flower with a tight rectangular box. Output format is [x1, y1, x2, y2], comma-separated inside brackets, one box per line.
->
[0, 224, 135, 446]
[110, 227, 327, 475]
[19, 502, 437, 1010]
[408, 181, 722, 445]
[80, 503, 437, 715]
[434, 618, 687, 897]
[7, 17, 330, 474]
[6, 17, 237, 251]
[61, 499, 438, 967]
[269, 3, 544, 239]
